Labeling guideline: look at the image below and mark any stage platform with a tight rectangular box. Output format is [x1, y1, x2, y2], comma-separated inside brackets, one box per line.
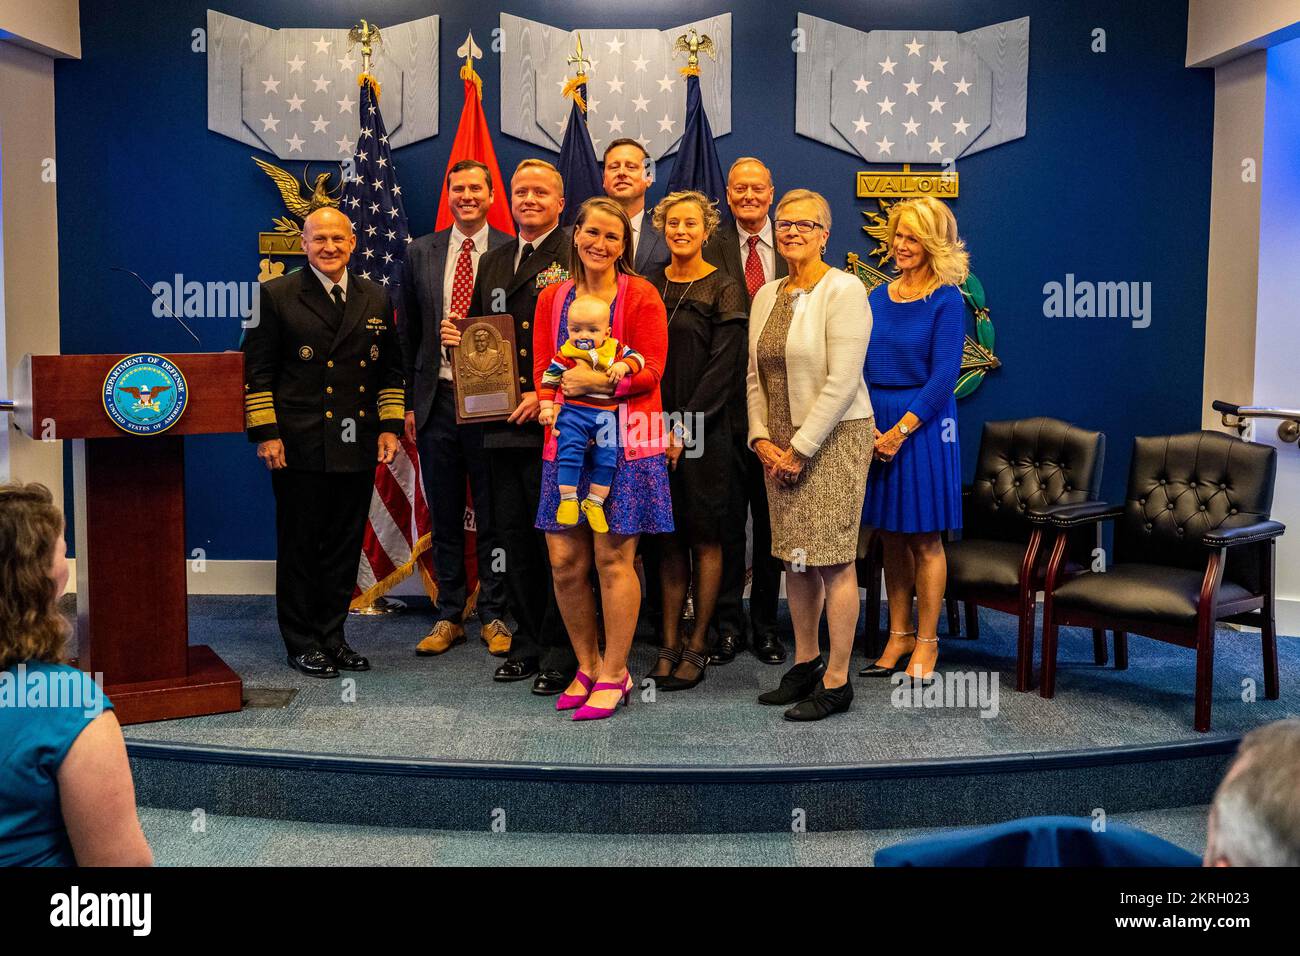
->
[121, 597, 1299, 834]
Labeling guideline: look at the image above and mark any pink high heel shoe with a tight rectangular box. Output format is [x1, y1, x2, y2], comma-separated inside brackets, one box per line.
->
[572, 673, 634, 722]
[555, 670, 596, 711]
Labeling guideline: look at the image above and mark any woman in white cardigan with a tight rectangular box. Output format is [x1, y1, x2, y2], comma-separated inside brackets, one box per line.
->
[747, 189, 873, 721]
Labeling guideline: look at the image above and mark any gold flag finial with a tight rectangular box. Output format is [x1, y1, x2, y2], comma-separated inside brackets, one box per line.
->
[348, 19, 383, 90]
[457, 30, 484, 99]
[672, 27, 717, 78]
[562, 32, 593, 113]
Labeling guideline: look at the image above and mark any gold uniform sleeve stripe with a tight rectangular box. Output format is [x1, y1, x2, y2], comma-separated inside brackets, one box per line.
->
[378, 406, 405, 421]
[246, 408, 277, 428]
[244, 399, 276, 409]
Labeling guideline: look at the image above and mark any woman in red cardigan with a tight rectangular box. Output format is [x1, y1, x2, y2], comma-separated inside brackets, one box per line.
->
[534, 196, 671, 721]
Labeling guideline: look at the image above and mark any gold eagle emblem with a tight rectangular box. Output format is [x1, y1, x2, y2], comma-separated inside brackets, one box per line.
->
[252, 157, 343, 237]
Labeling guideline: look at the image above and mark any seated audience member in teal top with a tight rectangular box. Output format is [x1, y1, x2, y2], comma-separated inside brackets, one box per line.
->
[0, 482, 151, 868]
[0, 662, 113, 866]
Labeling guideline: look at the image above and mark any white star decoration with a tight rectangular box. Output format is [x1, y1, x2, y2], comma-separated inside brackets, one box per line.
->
[607, 114, 625, 133]
[929, 55, 948, 74]
[875, 136, 894, 155]
[902, 117, 920, 136]
[657, 114, 676, 133]
[953, 117, 971, 136]
[606, 76, 624, 94]
[853, 114, 871, 135]
[335, 134, 354, 154]
[261, 113, 280, 132]
[631, 53, 649, 72]
[927, 96, 946, 114]
[337, 95, 354, 113]
[954, 77, 972, 95]
[877, 96, 895, 115]
[927, 136, 946, 155]
[853, 75, 871, 93]
[904, 37, 924, 57]
[606, 37, 624, 54]
[631, 94, 649, 113]
[310, 114, 329, 134]
[904, 78, 921, 96]
[261, 75, 280, 94]
[287, 54, 305, 74]
[657, 75, 675, 94]
[312, 36, 331, 55]
[286, 133, 305, 152]
[337, 52, 357, 73]
[286, 93, 305, 112]
[879, 56, 897, 75]
[312, 75, 331, 93]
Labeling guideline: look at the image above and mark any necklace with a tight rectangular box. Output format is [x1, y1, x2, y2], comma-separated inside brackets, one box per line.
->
[894, 274, 935, 301]
[662, 277, 697, 328]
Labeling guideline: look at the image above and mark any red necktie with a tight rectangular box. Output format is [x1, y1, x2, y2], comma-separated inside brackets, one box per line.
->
[744, 234, 765, 299]
[450, 237, 475, 318]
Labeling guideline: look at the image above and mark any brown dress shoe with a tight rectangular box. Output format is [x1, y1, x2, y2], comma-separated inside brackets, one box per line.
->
[481, 619, 513, 657]
[415, 620, 466, 656]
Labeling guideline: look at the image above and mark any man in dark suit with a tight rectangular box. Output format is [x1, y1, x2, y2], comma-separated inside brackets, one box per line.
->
[703, 157, 789, 666]
[399, 160, 515, 660]
[440, 158, 577, 695]
[243, 206, 405, 678]
[602, 138, 669, 274]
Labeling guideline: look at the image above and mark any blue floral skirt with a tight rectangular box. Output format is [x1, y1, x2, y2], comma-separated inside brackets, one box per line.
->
[536, 450, 674, 535]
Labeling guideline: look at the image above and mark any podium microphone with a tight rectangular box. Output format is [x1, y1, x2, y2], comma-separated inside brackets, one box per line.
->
[110, 266, 203, 346]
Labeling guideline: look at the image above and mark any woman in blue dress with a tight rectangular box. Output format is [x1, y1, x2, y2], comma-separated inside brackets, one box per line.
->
[860, 197, 968, 683]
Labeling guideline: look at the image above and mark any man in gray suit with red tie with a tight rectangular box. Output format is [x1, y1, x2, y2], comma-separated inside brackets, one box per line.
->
[704, 157, 789, 667]
[398, 160, 514, 659]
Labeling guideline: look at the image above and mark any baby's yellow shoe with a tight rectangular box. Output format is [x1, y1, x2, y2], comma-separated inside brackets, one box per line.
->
[582, 499, 610, 534]
[556, 499, 580, 526]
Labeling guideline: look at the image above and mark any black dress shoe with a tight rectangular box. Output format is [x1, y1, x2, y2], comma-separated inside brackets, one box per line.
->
[753, 631, 788, 665]
[758, 656, 826, 705]
[783, 679, 854, 721]
[287, 650, 339, 679]
[493, 658, 539, 682]
[327, 641, 371, 671]
[659, 648, 709, 692]
[708, 632, 743, 665]
[531, 669, 571, 695]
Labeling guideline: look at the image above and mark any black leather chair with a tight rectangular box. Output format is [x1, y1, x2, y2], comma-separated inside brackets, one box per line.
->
[944, 418, 1107, 690]
[1035, 431, 1284, 732]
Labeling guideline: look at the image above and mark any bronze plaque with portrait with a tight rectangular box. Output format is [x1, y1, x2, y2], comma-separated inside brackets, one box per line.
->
[451, 314, 520, 424]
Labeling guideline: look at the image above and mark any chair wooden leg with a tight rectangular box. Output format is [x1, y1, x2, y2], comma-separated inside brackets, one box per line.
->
[1194, 628, 1215, 733]
[946, 597, 960, 636]
[1262, 540, 1280, 701]
[1015, 605, 1034, 693]
[1040, 611, 1059, 699]
[1092, 629, 1108, 666]
[1113, 631, 1128, 670]
[964, 601, 980, 641]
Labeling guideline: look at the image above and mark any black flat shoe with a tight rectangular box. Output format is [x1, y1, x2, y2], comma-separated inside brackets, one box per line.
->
[858, 652, 911, 678]
[287, 651, 339, 679]
[531, 669, 571, 695]
[327, 641, 371, 671]
[753, 631, 788, 665]
[758, 656, 826, 705]
[708, 632, 743, 665]
[659, 648, 709, 692]
[783, 679, 854, 721]
[493, 657, 539, 682]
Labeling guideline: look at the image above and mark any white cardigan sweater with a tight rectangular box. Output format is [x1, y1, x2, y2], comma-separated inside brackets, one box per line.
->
[746, 267, 873, 459]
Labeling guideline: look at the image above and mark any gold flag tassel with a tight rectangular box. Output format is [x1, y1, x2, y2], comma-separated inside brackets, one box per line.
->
[679, 63, 701, 78]
[357, 73, 382, 101]
[561, 73, 589, 113]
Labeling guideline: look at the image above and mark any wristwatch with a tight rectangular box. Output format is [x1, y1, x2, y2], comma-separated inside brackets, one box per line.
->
[897, 423, 912, 437]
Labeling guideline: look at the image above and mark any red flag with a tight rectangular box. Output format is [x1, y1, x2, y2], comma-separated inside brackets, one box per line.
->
[436, 71, 515, 236]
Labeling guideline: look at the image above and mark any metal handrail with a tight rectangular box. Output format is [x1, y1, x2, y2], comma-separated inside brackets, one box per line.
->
[1214, 400, 1300, 444]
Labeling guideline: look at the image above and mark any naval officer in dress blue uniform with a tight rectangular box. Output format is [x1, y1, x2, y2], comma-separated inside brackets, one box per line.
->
[242, 206, 405, 678]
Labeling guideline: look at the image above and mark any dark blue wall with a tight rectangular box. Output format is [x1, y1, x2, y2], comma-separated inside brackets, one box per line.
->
[53, 0, 1210, 559]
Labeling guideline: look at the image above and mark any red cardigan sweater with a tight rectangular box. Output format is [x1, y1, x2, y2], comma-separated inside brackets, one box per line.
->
[534, 273, 668, 462]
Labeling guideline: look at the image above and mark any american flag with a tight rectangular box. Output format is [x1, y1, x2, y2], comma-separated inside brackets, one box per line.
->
[339, 77, 411, 296]
[830, 30, 992, 165]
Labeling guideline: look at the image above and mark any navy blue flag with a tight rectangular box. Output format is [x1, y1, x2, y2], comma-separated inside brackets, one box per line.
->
[664, 73, 726, 210]
[339, 77, 411, 301]
[557, 83, 603, 227]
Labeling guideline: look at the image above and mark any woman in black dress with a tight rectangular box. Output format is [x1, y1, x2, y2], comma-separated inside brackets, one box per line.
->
[644, 190, 748, 691]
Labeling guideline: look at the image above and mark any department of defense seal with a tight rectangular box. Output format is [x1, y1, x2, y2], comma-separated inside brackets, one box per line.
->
[102, 353, 189, 435]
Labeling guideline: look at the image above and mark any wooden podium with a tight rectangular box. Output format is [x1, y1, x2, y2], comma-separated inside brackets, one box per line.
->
[13, 352, 244, 724]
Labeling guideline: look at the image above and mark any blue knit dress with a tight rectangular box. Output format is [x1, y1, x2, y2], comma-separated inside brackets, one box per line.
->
[861, 283, 965, 533]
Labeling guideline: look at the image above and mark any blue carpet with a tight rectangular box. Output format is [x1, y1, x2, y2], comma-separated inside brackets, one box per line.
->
[136, 804, 1209, 866]
[121, 596, 1300, 766]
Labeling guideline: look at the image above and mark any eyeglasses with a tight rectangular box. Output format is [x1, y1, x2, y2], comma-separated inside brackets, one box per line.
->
[774, 219, 822, 234]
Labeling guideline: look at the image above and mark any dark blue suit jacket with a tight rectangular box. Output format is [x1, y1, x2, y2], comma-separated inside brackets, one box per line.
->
[634, 218, 670, 275]
[398, 225, 513, 430]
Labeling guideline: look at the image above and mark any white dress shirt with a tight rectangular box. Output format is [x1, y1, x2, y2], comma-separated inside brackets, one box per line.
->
[440, 225, 490, 380]
[738, 219, 776, 286]
[310, 263, 348, 303]
[628, 208, 646, 264]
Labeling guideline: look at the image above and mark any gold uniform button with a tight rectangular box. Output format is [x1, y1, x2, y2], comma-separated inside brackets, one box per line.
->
[519, 349, 527, 357]
[359, 410, 366, 417]
[522, 321, 530, 329]
[360, 360, 367, 367]
[519, 376, 527, 385]
[359, 385, 366, 393]
[325, 411, 334, 420]
[326, 386, 334, 394]
[327, 360, 335, 368]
